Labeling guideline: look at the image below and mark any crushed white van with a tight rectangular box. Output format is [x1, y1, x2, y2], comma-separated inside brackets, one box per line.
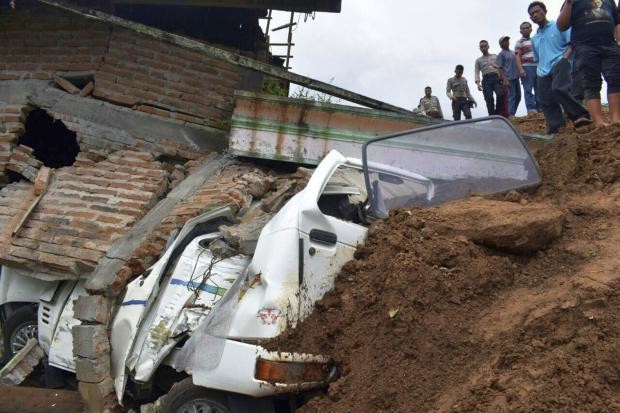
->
[0, 117, 541, 412]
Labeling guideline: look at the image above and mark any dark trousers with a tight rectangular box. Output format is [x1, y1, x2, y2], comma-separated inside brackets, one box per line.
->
[482, 73, 505, 116]
[451, 97, 472, 120]
[574, 44, 620, 100]
[522, 65, 540, 112]
[537, 58, 590, 134]
[507, 78, 521, 116]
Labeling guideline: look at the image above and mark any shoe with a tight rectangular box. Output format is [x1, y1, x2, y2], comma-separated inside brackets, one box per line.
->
[573, 117, 592, 128]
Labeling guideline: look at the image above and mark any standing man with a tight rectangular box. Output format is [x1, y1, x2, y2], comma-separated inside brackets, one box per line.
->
[446, 64, 477, 120]
[515, 21, 540, 113]
[557, 0, 620, 126]
[497, 36, 522, 116]
[417, 86, 444, 120]
[475, 40, 506, 116]
[528, 1, 591, 133]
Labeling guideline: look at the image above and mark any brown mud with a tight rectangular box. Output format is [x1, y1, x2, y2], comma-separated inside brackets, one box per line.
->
[270, 120, 620, 412]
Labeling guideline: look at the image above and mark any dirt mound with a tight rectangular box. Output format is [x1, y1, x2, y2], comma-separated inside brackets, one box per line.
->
[533, 124, 620, 198]
[511, 112, 548, 134]
[269, 121, 620, 412]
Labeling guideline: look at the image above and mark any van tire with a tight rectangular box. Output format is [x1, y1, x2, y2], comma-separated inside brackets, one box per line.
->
[2, 305, 38, 364]
[160, 378, 230, 413]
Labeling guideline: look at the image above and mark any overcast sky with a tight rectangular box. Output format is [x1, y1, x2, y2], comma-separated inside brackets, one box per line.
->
[265, 0, 574, 117]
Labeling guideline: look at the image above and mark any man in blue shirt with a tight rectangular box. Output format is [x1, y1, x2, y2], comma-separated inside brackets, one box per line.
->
[528, 1, 591, 133]
[498, 36, 522, 116]
[557, 0, 620, 127]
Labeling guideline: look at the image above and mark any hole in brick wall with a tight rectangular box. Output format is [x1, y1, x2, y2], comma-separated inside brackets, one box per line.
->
[18, 109, 80, 168]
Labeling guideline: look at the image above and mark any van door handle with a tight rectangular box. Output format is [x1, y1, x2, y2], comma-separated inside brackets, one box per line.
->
[309, 229, 337, 245]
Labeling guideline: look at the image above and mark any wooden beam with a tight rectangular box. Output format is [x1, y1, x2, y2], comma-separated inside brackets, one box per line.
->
[38, 0, 411, 115]
[110, 0, 341, 13]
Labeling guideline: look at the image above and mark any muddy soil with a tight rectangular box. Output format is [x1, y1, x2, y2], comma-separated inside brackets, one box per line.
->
[0, 385, 83, 413]
[270, 121, 620, 412]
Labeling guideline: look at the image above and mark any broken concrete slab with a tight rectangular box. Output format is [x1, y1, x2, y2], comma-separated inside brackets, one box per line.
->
[229, 91, 432, 164]
[219, 210, 273, 255]
[0, 81, 229, 153]
[261, 180, 296, 213]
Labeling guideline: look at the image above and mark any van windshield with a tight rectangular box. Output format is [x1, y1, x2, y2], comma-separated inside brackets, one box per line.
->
[362, 117, 541, 218]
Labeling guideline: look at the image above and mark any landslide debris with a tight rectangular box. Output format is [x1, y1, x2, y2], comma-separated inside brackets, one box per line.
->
[270, 123, 620, 412]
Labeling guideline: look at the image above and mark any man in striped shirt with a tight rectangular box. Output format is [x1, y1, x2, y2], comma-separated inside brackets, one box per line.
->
[515, 21, 540, 113]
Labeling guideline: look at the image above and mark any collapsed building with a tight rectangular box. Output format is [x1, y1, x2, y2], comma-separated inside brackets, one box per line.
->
[0, 0, 454, 411]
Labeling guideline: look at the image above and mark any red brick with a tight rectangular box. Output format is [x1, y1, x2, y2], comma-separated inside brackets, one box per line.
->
[136, 105, 172, 118]
[0, 114, 22, 123]
[8, 245, 39, 262]
[67, 210, 97, 220]
[131, 90, 159, 102]
[6, 62, 40, 71]
[94, 70, 116, 83]
[96, 215, 123, 225]
[37, 252, 77, 272]
[79, 81, 94, 97]
[118, 208, 144, 218]
[158, 97, 193, 112]
[94, 79, 127, 95]
[27, 72, 52, 81]
[92, 90, 138, 107]
[81, 195, 110, 204]
[170, 49, 203, 64]
[53, 75, 80, 94]
[173, 113, 203, 124]
[166, 81, 201, 96]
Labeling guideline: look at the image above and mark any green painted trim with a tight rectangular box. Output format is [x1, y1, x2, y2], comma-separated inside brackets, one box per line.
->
[234, 93, 555, 143]
[231, 116, 381, 142]
[234, 91, 436, 124]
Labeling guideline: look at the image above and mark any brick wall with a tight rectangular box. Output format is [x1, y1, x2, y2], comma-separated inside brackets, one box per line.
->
[0, 99, 210, 184]
[0, 5, 109, 81]
[0, 4, 245, 130]
[0, 150, 170, 276]
[0, 103, 31, 183]
[95, 29, 240, 128]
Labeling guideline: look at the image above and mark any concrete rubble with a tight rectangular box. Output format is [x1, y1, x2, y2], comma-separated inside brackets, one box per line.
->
[0, 338, 45, 386]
